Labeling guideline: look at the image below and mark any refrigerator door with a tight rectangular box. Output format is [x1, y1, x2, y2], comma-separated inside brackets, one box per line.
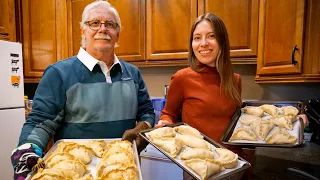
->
[0, 108, 25, 179]
[0, 40, 24, 109]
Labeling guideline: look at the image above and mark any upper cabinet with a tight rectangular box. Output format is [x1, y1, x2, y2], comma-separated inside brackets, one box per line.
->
[199, 0, 259, 64]
[145, 0, 197, 65]
[256, 0, 320, 83]
[0, 0, 16, 41]
[21, 0, 69, 82]
[67, 0, 146, 62]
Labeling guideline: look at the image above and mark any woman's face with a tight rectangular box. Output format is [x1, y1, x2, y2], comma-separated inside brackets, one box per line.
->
[192, 20, 220, 67]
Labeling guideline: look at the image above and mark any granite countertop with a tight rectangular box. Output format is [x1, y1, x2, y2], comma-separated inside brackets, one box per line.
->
[255, 142, 320, 165]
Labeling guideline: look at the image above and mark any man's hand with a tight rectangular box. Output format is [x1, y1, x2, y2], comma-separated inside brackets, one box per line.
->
[155, 120, 172, 128]
[11, 143, 44, 180]
[297, 114, 309, 128]
[122, 121, 151, 153]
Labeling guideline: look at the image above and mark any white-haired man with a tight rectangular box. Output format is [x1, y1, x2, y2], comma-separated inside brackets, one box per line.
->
[11, 1, 154, 179]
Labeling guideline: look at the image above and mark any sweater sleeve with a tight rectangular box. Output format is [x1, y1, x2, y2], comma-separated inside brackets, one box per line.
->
[18, 65, 66, 150]
[160, 70, 185, 123]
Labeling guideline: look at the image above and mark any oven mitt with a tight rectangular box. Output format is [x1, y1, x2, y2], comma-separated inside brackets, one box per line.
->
[11, 143, 44, 180]
[122, 121, 151, 153]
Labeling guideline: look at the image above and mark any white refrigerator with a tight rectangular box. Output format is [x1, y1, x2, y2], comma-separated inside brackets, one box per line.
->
[0, 40, 26, 179]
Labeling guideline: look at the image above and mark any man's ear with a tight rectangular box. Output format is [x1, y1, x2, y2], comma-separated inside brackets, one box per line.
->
[81, 27, 86, 39]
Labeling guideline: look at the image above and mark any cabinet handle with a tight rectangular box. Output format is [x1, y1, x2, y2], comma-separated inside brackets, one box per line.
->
[0, 32, 9, 36]
[291, 45, 298, 65]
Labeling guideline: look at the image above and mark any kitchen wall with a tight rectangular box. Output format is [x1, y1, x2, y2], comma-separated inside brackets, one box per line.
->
[25, 65, 320, 102]
[139, 65, 320, 102]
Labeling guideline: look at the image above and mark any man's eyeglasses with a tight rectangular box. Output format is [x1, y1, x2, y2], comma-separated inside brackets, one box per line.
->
[84, 20, 118, 31]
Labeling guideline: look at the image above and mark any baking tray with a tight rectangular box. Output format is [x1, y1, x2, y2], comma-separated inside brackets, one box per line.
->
[221, 101, 305, 147]
[26, 138, 143, 180]
[139, 122, 251, 180]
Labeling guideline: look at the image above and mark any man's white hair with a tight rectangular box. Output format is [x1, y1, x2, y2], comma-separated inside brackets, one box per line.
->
[80, 0, 121, 47]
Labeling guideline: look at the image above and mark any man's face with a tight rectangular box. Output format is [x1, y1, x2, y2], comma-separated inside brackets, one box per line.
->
[81, 6, 119, 54]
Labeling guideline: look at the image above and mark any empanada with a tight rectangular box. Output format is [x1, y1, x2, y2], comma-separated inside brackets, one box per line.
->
[184, 158, 224, 180]
[87, 140, 106, 158]
[268, 115, 293, 130]
[101, 151, 135, 165]
[176, 135, 211, 150]
[45, 152, 77, 168]
[51, 159, 87, 179]
[99, 166, 138, 180]
[250, 120, 274, 140]
[31, 168, 67, 180]
[151, 137, 183, 157]
[215, 148, 238, 169]
[174, 125, 203, 138]
[229, 125, 258, 141]
[280, 106, 299, 116]
[103, 140, 133, 156]
[260, 104, 278, 116]
[63, 144, 94, 164]
[265, 128, 298, 144]
[241, 106, 264, 117]
[180, 148, 214, 160]
[145, 127, 176, 140]
[75, 174, 94, 180]
[97, 162, 137, 179]
[239, 114, 262, 126]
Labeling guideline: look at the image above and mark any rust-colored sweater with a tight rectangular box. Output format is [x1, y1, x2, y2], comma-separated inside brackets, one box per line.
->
[160, 66, 241, 145]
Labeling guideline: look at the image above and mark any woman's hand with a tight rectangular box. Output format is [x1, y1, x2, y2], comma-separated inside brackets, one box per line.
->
[155, 120, 172, 128]
[297, 114, 309, 128]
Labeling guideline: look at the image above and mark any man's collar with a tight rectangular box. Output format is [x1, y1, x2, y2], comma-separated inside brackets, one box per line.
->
[77, 47, 121, 71]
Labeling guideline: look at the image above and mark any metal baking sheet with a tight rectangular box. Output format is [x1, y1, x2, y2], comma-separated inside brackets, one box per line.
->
[221, 101, 305, 147]
[26, 138, 143, 180]
[139, 122, 251, 180]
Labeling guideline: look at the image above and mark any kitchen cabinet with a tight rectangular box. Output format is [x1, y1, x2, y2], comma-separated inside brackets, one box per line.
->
[0, 0, 16, 41]
[256, 0, 320, 83]
[21, 0, 69, 83]
[199, 0, 259, 64]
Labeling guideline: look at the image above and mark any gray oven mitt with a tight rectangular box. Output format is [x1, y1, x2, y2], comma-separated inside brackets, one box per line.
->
[11, 143, 44, 180]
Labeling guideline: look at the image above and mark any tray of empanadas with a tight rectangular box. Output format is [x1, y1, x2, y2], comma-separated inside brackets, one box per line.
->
[139, 122, 251, 180]
[221, 101, 305, 147]
[26, 138, 143, 180]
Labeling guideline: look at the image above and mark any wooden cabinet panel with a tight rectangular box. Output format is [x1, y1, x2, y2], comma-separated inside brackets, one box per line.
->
[146, 0, 197, 60]
[0, 0, 16, 41]
[256, 0, 305, 76]
[201, 0, 259, 59]
[22, 0, 68, 82]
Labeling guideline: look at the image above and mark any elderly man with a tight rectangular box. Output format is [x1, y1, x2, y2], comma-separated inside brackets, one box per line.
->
[11, 1, 154, 179]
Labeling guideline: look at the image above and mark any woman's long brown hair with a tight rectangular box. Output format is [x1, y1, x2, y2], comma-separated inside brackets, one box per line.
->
[188, 13, 242, 107]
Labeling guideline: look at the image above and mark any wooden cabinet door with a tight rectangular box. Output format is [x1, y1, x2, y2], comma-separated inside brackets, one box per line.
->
[0, 0, 16, 41]
[200, 0, 259, 60]
[67, 0, 145, 62]
[22, 0, 68, 82]
[146, 0, 198, 61]
[256, 0, 305, 75]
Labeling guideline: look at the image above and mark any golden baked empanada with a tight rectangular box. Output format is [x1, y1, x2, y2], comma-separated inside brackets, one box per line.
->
[280, 106, 299, 116]
[101, 151, 135, 165]
[184, 158, 224, 180]
[75, 174, 94, 180]
[145, 127, 176, 140]
[97, 162, 137, 179]
[151, 137, 183, 157]
[31, 168, 67, 180]
[51, 159, 87, 179]
[63, 144, 94, 164]
[180, 148, 214, 160]
[229, 125, 258, 141]
[45, 152, 77, 168]
[250, 120, 274, 140]
[241, 106, 264, 117]
[103, 140, 133, 156]
[215, 148, 238, 169]
[265, 128, 298, 144]
[174, 125, 203, 138]
[87, 140, 106, 158]
[55, 142, 76, 153]
[100, 166, 138, 180]
[176, 135, 211, 150]
[239, 114, 262, 126]
[260, 104, 278, 116]
[268, 115, 293, 130]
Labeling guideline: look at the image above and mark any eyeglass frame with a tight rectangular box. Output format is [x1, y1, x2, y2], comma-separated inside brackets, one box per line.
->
[84, 20, 119, 31]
